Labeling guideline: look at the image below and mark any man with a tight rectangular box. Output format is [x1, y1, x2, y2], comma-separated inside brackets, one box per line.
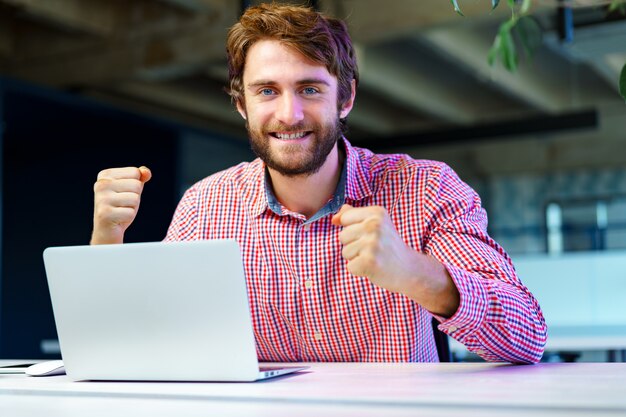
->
[92, 3, 546, 363]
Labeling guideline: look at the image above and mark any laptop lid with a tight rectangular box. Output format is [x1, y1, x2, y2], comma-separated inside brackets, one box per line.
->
[43, 240, 300, 382]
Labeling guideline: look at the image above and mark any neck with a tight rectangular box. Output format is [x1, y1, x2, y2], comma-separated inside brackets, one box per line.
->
[268, 143, 343, 219]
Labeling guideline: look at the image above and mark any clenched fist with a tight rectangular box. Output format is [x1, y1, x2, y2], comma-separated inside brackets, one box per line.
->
[331, 204, 460, 317]
[91, 166, 152, 245]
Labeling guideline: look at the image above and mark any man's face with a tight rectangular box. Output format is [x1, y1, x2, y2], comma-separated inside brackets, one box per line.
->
[237, 40, 354, 177]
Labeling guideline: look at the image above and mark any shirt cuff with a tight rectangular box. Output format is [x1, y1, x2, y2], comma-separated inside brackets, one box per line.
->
[433, 263, 489, 341]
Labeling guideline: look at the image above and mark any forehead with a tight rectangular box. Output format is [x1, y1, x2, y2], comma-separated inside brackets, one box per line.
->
[243, 39, 335, 84]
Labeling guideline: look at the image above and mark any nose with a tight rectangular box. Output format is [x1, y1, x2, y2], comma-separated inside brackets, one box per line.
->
[275, 92, 304, 125]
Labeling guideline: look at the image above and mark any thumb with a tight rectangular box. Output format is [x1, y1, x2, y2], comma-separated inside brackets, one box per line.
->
[138, 166, 152, 184]
[331, 204, 353, 226]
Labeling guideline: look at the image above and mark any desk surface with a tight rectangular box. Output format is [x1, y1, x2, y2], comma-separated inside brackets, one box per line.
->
[1, 361, 625, 417]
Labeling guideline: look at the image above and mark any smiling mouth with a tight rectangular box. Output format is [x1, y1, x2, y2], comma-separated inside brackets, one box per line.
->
[270, 131, 312, 140]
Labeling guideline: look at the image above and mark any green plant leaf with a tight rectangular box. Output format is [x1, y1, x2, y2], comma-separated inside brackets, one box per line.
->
[501, 30, 518, 71]
[515, 16, 542, 59]
[506, 0, 516, 9]
[619, 64, 626, 100]
[520, 0, 532, 14]
[488, 20, 519, 72]
[488, 34, 502, 66]
[451, 0, 464, 16]
[492, 0, 500, 10]
[609, 0, 626, 14]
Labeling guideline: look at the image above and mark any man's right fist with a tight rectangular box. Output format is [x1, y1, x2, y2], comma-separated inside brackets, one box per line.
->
[90, 166, 152, 245]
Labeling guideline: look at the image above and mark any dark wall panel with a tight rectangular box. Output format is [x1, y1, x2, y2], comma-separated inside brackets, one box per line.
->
[0, 80, 180, 358]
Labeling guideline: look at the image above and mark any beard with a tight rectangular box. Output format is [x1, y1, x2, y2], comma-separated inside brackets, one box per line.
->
[247, 115, 342, 178]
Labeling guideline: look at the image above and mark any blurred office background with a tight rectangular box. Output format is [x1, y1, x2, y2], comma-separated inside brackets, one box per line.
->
[0, 0, 625, 362]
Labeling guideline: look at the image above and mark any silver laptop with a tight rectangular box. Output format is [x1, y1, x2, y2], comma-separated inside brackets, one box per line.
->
[42, 240, 307, 381]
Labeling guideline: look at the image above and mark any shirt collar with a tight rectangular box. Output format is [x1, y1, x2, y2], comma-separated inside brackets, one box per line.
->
[342, 137, 373, 202]
[248, 159, 270, 218]
[248, 137, 372, 219]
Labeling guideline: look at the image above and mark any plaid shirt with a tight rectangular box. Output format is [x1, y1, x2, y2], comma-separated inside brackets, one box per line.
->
[165, 138, 547, 363]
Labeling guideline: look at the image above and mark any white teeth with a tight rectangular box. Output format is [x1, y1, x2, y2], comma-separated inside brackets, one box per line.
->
[275, 131, 307, 140]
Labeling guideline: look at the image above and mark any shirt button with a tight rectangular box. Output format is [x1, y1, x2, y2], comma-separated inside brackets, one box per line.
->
[448, 325, 458, 332]
[476, 349, 486, 355]
[302, 224, 311, 231]
[314, 332, 323, 341]
[304, 280, 313, 289]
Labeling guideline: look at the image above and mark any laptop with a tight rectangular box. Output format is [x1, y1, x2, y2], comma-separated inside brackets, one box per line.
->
[42, 240, 307, 381]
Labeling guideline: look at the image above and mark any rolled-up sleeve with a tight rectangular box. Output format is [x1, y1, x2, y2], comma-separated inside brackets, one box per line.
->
[424, 164, 547, 364]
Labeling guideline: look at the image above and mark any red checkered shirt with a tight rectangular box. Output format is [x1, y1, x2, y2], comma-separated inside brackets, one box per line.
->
[165, 138, 547, 363]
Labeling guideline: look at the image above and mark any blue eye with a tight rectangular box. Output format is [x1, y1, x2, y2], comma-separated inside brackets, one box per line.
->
[302, 87, 318, 95]
[260, 88, 275, 96]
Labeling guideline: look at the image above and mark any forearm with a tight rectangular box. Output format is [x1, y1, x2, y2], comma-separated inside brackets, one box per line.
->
[400, 253, 460, 318]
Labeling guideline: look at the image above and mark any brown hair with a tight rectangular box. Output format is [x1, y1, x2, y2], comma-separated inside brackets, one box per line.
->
[226, 3, 359, 111]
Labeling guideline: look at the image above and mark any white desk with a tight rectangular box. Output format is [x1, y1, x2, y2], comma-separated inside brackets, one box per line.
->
[1, 361, 625, 416]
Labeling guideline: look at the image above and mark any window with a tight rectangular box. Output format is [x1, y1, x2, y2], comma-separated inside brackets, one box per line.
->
[546, 197, 626, 254]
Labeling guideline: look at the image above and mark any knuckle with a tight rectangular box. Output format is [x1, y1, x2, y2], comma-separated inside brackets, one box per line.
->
[364, 236, 378, 252]
[93, 179, 110, 193]
[372, 206, 386, 217]
[346, 260, 359, 276]
[130, 194, 141, 207]
[97, 167, 138, 181]
[367, 231, 383, 248]
[97, 168, 121, 180]
[362, 256, 378, 275]
[96, 193, 114, 207]
[109, 208, 134, 224]
[365, 217, 382, 233]
[96, 169, 110, 180]
[133, 180, 145, 194]
[93, 195, 107, 210]
[95, 205, 114, 222]
[363, 246, 379, 264]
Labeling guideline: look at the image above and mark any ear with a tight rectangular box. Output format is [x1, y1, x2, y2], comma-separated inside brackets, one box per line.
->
[236, 98, 247, 120]
[339, 79, 356, 119]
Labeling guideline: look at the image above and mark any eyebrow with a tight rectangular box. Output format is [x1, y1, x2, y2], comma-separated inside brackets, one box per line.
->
[247, 78, 332, 88]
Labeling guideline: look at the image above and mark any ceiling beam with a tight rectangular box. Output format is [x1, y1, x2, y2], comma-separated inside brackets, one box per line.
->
[0, 0, 119, 36]
[156, 0, 217, 13]
[356, 45, 476, 123]
[346, 95, 436, 136]
[84, 89, 247, 139]
[354, 109, 598, 151]
[5, 4, 238, 87]
[546, 20, 626, 90]
[322, 0, 510, 43]
[110, 81, 243, 126]
[422, 24, 575, 112]
[424, 22, 622, 111]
